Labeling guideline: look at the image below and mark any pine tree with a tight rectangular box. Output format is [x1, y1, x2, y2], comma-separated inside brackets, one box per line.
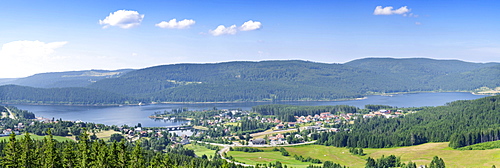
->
[429, 156, 446, 168]
[1, 132, 19, 167]
[117, 139, 129, 168]
[42, 129, 61, 168]
[20, 132, 37, 167]
[107, 140, 119, 166]
[94, 140, 110, 168]
[62, 142, 77, 168]
[365, 157, 376, 168]
[77, 130, 92, 168]
[130, 141, 146, 168]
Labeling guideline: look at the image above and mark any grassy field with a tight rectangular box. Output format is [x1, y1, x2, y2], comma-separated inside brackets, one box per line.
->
[282, 145, 366, 167]
[0, 134, 73, 142]
[93, 130, 121, 141]
[184, 144, 218, 158]
[229, 143, 500, 167]
[224, 122, 239, 126]
[227, 148, 322, 168]
[193, 126, 209, 130]
[364, 142, 500, 167]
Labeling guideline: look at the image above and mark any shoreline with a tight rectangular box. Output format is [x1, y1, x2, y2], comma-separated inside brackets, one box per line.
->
[1, 90, 489, 106]
[157, 96, 368, 104]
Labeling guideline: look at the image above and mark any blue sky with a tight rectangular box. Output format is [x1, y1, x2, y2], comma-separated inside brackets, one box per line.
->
[1, 0, 499, 78]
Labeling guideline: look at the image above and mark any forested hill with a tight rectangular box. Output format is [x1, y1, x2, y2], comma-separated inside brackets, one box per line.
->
[0, 85, 136, 105]
[0, 69, 133, 88]
[316, 95, 500, 148]
[88, 58, 499, 102]
[0, 58, 499, 104]
[88, 60, 375, 101]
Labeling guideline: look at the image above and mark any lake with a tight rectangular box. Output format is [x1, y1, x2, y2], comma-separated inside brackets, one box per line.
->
[7, 92, 489, 127]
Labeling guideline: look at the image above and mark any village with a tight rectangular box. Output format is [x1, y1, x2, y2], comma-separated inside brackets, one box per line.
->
[173, 107, 410, 146]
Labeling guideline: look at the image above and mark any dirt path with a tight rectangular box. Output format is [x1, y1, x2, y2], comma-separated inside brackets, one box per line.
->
[4, 107, 16, 119]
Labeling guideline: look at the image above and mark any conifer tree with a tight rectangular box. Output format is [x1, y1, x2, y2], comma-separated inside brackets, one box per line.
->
[20, 132, 37, 167]
[94, 140, 110, 168]
[117, 139, 129, 168]
[42, 129, 61, 168]
[429, 156, 446, 168]
[62, 142, 77, 168]
[365, 157, 376, 168]
[1, 132, 19, 167]
[130, 141, 146, 168]
[77, 129, 92, 168]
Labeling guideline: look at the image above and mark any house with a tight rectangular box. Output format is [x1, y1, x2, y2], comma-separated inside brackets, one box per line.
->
[251, 138, 266, 145]
[275, 134, 285, 140]
[305, 126, 321, 130]
[287, 122, 296, 127]
[320, 112, 331, 117]
[181, 137, 190, 145]
[275, 124, 284, 130]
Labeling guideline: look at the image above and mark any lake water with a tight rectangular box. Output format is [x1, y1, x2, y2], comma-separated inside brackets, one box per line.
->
[6, 92, 489, 127]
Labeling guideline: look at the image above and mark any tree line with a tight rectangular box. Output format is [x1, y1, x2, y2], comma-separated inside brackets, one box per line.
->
[0, 131, 246, 168]
[316, 95, 500, 148]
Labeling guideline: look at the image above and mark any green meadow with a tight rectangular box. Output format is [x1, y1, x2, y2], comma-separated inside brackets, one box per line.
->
[224, 143, 500, 167]
[0, 134, 73, 142]
[227, 147, 322, 168]
[185, 144, 218, 159]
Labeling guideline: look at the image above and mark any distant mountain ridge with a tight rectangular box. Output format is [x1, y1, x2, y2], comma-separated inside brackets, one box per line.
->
[0, 58, 498, 104]
[0, 69, 133, 88]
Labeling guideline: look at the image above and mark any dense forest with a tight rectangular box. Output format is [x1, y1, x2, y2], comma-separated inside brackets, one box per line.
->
[316, 95, 500, 148]
[0, 58, 498, 104]
[0, 85, 136, 105]
[0, 131, 249, 168]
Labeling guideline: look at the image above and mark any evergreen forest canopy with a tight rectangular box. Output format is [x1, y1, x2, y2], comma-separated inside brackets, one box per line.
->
[316, 95, 500, 148]
[0, 58, 499, 104]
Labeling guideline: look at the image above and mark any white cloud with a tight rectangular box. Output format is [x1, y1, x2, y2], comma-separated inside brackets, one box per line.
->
[155, 19, 196, 29]
[0, 40, 68, 78]
[0, 40, 67, 59]
[209, 25, 237, 36]
[99, 10, 144, 29]
[209, 20, 262, 36]
[374, 6, 410, 15]
[415, 22, 422, 25]
[240, 20, 262, 31]
[403, 13, 419, 18]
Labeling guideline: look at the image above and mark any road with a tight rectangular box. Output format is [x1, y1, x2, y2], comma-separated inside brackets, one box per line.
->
[4, 107, 16, 119]
[250, 128, 297, 138]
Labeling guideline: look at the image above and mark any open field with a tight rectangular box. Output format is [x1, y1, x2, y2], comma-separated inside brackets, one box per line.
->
[0, 134, 73, 142]
[227, 148, 321, 168]
[223, 122, 239, 126]
[185, 144, 217, 158]
[93, 130, 121, 141]
[228, 143, 500, 167]
[193, 126, 209, 130]
[364, 142, 500, 167]
[282, 145, 366, 167]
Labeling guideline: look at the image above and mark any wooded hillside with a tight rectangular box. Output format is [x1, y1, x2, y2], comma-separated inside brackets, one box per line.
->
[0, 58, 498, 104]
